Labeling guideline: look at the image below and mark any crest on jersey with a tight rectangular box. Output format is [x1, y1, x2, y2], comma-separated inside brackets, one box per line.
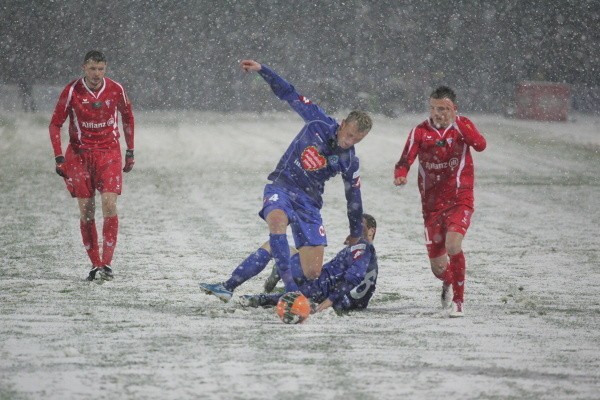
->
[105, 100, 111, 107]
[301, 146, 327, 171]
[328, 155, 339, 165]
[298, 95, 312, 104]
[351, 243, 366, 259]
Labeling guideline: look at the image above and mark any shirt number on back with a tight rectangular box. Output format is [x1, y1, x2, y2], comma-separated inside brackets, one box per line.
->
[349, 269, 377, 300]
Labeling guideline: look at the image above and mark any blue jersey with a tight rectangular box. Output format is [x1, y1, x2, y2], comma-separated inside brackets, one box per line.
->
[296, 239, 378, 310]
[258, 65, 363, 237]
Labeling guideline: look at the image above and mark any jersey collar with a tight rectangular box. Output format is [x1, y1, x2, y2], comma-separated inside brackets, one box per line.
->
[81, 77, 106, 99]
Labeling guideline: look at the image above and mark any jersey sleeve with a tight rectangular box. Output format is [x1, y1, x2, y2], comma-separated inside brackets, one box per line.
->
[455, 116, 486, 152]
[258, 64, 334, 124]
[343, 156, 363, 238]
[118, 87, 135, 150]
[394, 126, 421, 179]
[48, 84, 73, 157]
[327, 243, 372, 304]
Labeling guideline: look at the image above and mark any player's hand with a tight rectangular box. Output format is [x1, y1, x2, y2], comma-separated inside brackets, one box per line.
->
[55, 156, 67, 178]
[309, 299, 318, 314]
[123, 149, 135, 172]
[240, 59, 261, 73]
[344, 235, 360, 246]
[394, 176, 407, 186]
[315, 299, 333, 313]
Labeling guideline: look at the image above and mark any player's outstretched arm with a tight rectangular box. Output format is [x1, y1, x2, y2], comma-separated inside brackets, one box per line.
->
[240, 59, 261, 72]
[394, 128, 420, 185]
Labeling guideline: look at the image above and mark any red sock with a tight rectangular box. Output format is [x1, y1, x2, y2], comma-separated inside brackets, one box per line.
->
[101, 215, 119, 266]
[80, 219, 101, 266]
[449, 252, 466, 302]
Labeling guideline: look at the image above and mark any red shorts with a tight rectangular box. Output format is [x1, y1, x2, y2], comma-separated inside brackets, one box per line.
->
[423, 205, 474, 258]
[63, 146, 122, 198]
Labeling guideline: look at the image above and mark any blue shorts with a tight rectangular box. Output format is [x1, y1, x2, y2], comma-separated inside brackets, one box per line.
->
[259, 184, 327, 248]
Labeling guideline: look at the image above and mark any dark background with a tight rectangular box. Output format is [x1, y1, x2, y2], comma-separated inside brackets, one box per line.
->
[1, 0, 598, 114]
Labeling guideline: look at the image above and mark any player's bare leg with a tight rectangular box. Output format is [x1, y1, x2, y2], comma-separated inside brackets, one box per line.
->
[101, 192, 118, 218]
[298, 246, 325, 280]
[266, 209, 287, 234]
[78, 197, 96, 221]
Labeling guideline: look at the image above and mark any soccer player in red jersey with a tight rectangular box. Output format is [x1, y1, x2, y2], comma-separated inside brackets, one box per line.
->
[394, 86, 486, 317]
[49, 50, 135, 281]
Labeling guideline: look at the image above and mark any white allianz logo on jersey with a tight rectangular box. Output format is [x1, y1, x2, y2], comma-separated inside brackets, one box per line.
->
[81, 118, 114, 129]
[425, 158, 459, 170]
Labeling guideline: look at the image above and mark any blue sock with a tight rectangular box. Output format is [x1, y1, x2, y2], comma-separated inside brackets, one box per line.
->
[290, 256, 309, 286]
[264, 293, 282, 306]
[223, 248, 272, 291]
[269, 233, 298, 292]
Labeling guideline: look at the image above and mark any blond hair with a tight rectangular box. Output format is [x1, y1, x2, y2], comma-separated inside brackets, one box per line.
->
[346, 110, 373, 133]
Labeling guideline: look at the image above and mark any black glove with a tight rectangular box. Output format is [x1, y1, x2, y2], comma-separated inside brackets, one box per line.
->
[123, 149, 135, 172]
[55, 156, 67, 178]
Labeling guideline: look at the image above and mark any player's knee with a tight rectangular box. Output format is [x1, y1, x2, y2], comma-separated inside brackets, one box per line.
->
[303, 265, 321, 280]
[103, 205, 117, 217]
[431, 263, 446, 278]
[266, 210, 288, 232]
[80, 214, 94, 223]
[446, 243, 462, 256]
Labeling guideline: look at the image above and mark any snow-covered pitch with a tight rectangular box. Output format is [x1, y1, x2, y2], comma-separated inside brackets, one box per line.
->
[1, 111, 598, 399]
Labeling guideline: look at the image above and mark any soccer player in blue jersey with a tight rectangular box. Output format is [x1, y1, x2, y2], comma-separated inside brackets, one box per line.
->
[200, 59, 372, 296]
[199, 214, 378, 313]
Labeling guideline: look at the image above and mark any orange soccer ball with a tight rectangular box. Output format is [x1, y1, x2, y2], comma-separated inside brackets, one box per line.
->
[276, 292, 311, 324]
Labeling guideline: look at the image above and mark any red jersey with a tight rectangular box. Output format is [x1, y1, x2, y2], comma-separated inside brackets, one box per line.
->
[394, 116, 486, 214]
[49, 77, 134, 156]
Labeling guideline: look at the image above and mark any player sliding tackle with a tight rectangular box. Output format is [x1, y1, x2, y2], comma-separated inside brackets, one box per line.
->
[200, 59, 372, 296]
[199, 215, 378, 314]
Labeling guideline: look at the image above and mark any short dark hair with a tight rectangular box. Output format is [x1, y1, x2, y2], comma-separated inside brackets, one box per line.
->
[430, 86, 456, 103]
[83, 50, 106, 64]
[363, 213, 377, 239]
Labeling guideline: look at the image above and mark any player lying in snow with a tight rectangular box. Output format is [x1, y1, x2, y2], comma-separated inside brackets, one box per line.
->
[199, 214, 378, 313]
